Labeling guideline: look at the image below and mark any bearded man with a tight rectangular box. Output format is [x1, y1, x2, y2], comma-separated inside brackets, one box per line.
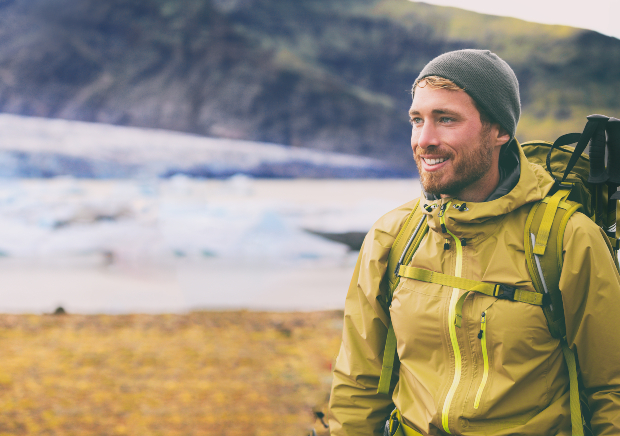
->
[328, 50, 620, 435]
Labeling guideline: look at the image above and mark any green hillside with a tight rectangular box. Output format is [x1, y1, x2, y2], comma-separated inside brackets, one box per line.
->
[0, 0, 618, 170]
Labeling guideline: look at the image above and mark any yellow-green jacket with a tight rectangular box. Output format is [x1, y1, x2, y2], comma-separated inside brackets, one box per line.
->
[328, 146, 620, 435]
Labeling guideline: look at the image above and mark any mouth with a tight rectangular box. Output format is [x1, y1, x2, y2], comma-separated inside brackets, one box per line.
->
[420, 156, 449, 171]
[423, 157, 448, 165]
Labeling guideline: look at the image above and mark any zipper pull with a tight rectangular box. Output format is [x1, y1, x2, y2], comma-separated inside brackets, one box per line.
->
[461, 238, 467, 246]
[439, 201, 450, 232]
[478, 312, 486, 339]
[444, 239, 450, 250]
[438, 203, 447, 217]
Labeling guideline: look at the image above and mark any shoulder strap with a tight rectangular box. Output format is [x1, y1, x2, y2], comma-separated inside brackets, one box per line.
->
[377, 201, 429, 395]
[524, 188, 579, 339]
[524, 189, 587, 436]
[385, 200, 425, 297]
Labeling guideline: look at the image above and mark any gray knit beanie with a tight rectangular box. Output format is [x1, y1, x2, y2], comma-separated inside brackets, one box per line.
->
[415, 49, 521, 140]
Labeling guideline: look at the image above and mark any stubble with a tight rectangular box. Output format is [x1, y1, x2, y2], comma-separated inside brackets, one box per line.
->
[415, 129, 495, 198]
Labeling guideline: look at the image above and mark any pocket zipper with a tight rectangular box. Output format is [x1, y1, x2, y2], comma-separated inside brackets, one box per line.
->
[474, 311, 489, 409]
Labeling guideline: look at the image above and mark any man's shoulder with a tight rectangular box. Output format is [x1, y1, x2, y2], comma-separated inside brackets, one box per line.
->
[365, 197, 421, 246]
[563, 210, 609, 246]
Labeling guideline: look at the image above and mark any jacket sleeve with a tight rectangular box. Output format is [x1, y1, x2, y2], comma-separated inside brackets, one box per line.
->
[559, 212, 620, 435]
[328, 204, 413, 436]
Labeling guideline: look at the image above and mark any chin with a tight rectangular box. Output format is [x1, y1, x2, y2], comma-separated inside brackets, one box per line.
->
[422, 180, 461, 198]
[421, 175, 447, 194]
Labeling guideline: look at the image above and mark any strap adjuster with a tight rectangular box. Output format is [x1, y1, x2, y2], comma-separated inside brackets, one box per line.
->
[494, 284, 516, 301]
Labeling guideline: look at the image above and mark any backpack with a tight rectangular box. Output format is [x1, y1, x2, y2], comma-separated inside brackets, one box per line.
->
[376, 115, 620, 436]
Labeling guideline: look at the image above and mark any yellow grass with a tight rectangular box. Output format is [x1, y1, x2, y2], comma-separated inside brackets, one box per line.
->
[0, 312, 344, 436]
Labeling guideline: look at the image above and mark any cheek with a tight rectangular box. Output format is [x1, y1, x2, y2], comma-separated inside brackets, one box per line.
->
[410, 128, 419, 149]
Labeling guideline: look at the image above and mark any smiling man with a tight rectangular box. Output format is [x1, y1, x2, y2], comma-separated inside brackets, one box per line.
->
[328, 50, 620, 435]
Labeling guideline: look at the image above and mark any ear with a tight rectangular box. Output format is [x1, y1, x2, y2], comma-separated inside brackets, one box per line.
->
[493, 125, 511, 148]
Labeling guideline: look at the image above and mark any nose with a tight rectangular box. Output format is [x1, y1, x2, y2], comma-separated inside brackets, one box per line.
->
[411, 120, 438, 151]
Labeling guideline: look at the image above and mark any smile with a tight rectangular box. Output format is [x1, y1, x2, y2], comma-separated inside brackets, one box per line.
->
[423, 157, 448, 165]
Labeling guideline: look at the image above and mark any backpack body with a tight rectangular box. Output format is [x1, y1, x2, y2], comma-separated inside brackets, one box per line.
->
[521, 140, 619, 338]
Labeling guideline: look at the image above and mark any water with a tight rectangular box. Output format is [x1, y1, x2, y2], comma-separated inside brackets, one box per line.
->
[0, 177, 421, 313]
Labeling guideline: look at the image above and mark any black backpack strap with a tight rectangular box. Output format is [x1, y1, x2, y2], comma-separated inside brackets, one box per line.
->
[606, 118, 620, 242]
[548, 115, 609, 186]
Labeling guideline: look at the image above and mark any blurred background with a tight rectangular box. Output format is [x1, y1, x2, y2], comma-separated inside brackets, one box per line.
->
[1, 0, 619, 313]
[0, 0, 619, 434]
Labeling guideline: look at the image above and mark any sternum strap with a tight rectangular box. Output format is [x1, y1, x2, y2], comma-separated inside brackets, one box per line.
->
[398, 266, 543, 304]
[398, 265, 544, 327]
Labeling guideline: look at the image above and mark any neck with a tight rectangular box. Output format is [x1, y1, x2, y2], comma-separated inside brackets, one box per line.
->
[440, 167, 501, 202]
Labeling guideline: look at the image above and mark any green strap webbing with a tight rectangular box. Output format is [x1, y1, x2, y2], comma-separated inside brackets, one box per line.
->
[388, 408, 424, 436]
[398, 265, 544, 306]
[526, 195, 585, 435]
[557, 203, 583, 271]
[377, 203, 427, 395]
[377, 204, 428, 394]
[561, 340, 584, 436]
[524, 202, 547, 296]
[533, 189, 571, 255]
[541, 198, 575, 210]
[525, 196, 581, 340]
[386, 201, 421, 293]
[399, 265, 543, 328]
[377, 323, 397, 394]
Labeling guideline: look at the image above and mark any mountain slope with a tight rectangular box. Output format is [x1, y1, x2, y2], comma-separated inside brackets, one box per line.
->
[0, 0, 619, 168]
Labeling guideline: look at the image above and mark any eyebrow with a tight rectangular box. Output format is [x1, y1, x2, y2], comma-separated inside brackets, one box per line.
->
[408, 108, 460, 117]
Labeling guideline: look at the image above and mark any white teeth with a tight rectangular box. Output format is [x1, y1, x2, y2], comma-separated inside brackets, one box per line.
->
[423, 157, 448, 165]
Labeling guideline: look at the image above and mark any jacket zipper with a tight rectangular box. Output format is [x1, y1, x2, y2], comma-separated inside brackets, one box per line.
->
[440, 202, 462, 434]
[474, 311, 489, 409]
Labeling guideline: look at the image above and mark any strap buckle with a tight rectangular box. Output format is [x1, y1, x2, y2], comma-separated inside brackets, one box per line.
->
[494, 284, 516, 301]
[547, 179, 573, 198]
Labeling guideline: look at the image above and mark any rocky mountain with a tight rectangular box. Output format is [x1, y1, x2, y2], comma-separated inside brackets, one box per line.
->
[0, 0, 619, 172]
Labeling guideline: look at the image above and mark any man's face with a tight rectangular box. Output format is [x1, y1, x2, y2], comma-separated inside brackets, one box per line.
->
[410, 84, 505, 201]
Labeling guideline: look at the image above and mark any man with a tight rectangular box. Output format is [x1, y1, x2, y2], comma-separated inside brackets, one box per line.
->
[328, 49, 620, 435]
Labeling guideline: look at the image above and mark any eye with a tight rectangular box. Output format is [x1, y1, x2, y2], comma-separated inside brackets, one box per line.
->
[410, 117, 423, 126]
[439, 116, 455, 124]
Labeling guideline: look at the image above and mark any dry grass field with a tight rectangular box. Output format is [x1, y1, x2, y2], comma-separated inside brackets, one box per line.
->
[0, 311, 343, 436]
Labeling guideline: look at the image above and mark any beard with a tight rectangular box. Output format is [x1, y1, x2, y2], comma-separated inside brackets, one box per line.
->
[415, 130, 495, 198]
